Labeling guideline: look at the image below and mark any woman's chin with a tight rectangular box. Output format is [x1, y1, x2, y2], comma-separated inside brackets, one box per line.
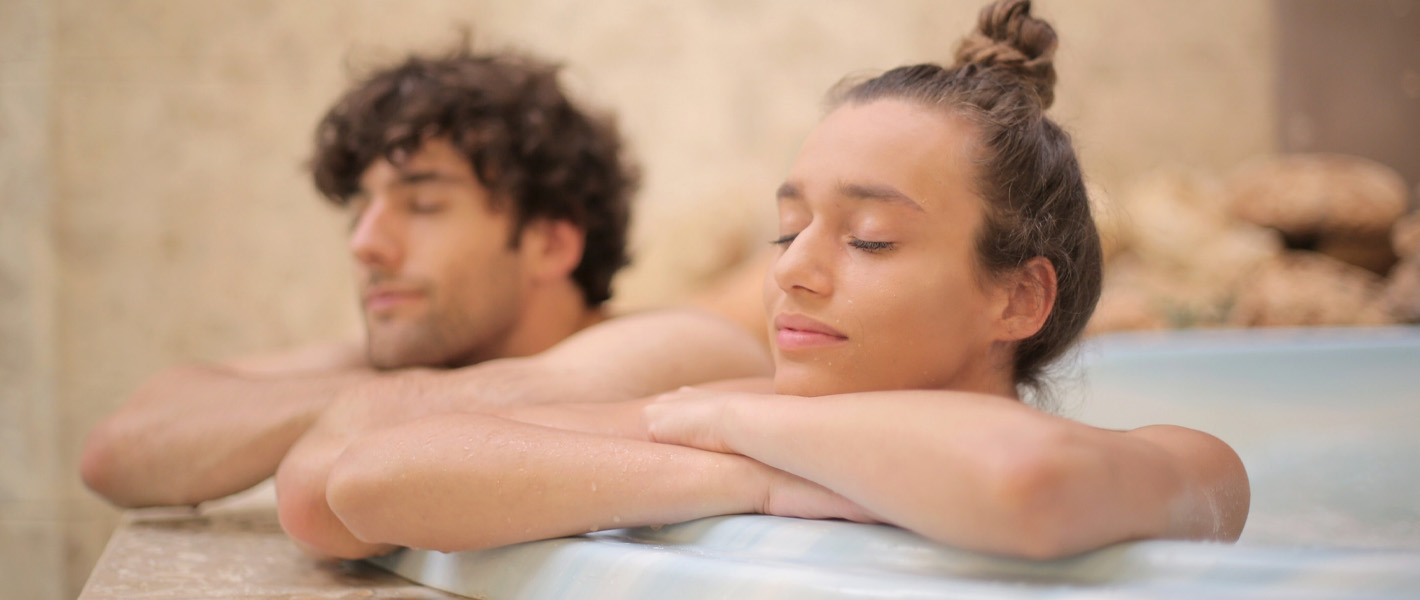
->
[770, 366, 872, 397]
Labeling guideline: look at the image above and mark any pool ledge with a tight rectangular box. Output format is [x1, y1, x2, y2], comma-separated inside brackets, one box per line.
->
[372, 514, 1420, 599]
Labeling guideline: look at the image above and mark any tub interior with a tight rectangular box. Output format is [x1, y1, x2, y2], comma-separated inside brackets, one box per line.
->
[1061, 326, 1420, 550]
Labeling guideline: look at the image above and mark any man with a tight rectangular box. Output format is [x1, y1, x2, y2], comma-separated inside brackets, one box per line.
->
[80, 45, 770, 510]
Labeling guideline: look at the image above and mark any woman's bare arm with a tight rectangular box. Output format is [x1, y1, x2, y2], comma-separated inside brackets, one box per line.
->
[645, 389, 1250, 559]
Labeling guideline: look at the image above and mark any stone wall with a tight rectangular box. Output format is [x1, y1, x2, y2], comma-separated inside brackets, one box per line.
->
[0, 1, 1275, 597]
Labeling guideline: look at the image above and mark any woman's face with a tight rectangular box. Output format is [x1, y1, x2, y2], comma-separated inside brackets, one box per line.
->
[765, 99, 1017, 397]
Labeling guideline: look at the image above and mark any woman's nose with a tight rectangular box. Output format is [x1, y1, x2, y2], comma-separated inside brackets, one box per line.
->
[771, 227, 833, 298]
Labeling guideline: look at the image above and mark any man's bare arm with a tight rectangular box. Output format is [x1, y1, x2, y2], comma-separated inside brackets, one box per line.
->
[427, 309, 774, 413]
[322, 414, 869, 555]
[80, 342, 374, 508]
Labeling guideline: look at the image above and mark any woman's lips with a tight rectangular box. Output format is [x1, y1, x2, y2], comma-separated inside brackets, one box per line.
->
[773, 313, 848, 350]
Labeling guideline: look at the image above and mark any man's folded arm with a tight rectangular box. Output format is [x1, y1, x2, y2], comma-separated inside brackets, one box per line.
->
[462, 308, 774, 408]
[274, 308, 774, 558]
[80, 342, 373, 508]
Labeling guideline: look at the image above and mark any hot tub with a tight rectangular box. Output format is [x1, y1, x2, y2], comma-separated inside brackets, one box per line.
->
[372, 326, 1420, 598]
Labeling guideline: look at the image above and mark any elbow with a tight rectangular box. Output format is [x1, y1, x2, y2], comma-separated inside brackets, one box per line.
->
[274, 452, 389, 560]
[325, 438, 499, 554]
[984, 455, 1077, 560]
[79, 418, 158, 508]
[965, 425, 1089, 560]
[324, 450, 398, 549]
[326, 419, 520, 554]
[79, 421, 124, 503]
[273, 460, 337, 558]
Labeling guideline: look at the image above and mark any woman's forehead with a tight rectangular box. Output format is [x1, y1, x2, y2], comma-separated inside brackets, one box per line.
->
[785, 100, 984, 217]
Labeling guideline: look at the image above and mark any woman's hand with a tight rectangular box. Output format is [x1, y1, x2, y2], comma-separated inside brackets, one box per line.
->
[646, 387, 881, 525]
[643, 386, 740, 453]
[757, 466, 882, 524]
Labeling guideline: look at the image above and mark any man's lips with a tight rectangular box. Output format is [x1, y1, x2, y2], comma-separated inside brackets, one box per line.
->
[773, 313, 848, 350]
[363, 287, 424, 312]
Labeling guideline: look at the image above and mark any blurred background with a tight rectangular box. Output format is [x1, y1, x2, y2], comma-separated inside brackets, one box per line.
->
[1, 1, 1416, 598]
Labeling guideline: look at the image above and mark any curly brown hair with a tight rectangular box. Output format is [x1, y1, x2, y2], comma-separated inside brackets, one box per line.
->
[831, 0, 1103, 398]
[311, 44, 637, 306]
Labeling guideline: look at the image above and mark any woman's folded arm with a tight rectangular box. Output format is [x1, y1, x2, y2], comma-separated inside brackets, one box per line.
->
[647, 389, 1249, 559]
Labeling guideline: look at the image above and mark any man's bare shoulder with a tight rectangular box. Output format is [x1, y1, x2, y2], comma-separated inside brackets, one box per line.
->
[550, 307, 768, 355]
[692, 378, 774, 393]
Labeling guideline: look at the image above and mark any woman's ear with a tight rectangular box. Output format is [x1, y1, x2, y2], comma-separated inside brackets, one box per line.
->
[997, 256, 1057, 342]
[518, 219, 586, 284]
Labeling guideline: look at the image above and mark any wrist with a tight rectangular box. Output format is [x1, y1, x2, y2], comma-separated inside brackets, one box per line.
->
[722, 452, 774, 517]
[715, 396, 744, 454]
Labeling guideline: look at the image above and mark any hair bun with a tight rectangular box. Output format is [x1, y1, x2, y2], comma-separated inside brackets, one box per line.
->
[952, 0, 1059, 109]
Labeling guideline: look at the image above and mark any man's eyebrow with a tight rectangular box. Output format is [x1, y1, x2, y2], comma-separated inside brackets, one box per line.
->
[353, 170, 466, 198]
[838, 182, 925, 212]
[395, 170, 458, 185]
[775, 181, 802, 201]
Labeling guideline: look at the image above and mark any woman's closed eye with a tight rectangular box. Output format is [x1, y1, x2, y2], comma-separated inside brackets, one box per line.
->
[770, 233, 896, 253]
[848, 238, 895, 253]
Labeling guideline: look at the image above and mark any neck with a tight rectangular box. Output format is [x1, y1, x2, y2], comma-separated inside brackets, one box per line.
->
[494, 279, 605, 360]
[947, 342, 1021, 400]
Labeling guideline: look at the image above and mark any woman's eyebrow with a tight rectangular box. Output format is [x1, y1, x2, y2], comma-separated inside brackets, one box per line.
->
[838, 182, 925, 212]
[776, 181, 924, 213]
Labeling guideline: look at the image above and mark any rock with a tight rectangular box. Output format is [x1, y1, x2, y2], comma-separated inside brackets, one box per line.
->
[1229, 252, 1394, 327]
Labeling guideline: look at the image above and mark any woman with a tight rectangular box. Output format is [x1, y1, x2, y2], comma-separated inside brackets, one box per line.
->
[282, 0, 1249, 560]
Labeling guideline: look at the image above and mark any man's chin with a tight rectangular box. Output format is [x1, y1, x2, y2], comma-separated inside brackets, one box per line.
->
[366, 352, 421, 371]
[365, 332, 441, 370]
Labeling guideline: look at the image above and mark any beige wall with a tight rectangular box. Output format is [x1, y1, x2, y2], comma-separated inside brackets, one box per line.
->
[0, 1, 1275, 597]
[2, 1, 62, 598]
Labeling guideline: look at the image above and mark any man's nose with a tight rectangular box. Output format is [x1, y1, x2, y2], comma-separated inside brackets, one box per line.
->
[771, 227, 833, 297]
[348, 200, 403, 270]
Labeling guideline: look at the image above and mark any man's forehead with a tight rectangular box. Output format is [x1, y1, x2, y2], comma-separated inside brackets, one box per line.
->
[357, 140, 477, 191]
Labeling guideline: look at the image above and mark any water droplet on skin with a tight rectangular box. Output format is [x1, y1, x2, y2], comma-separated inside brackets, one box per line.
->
[612, 515, 621, 524]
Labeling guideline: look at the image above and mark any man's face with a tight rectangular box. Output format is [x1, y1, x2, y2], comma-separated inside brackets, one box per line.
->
[347, 138, 527, 369]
